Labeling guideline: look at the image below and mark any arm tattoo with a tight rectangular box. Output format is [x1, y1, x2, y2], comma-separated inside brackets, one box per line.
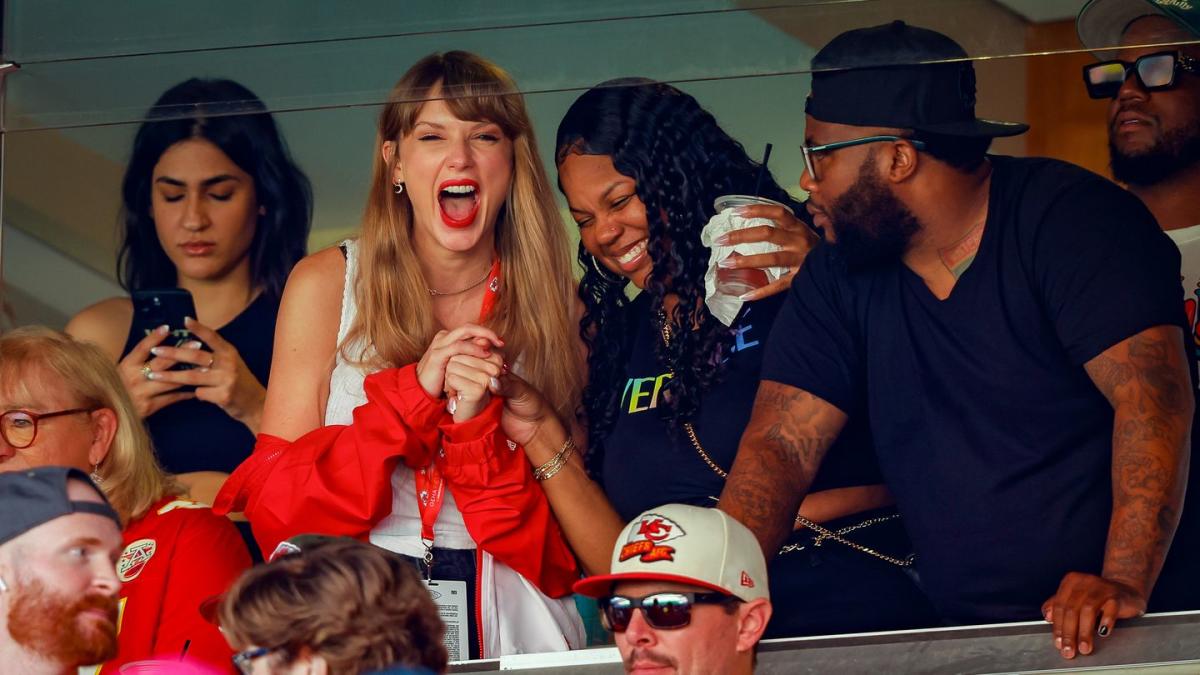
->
[1085, 325, 1193, 595]
[719, 381, 847, 554]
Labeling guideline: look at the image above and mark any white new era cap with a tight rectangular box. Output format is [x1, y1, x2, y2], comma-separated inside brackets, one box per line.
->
[574, 503, 769, 602]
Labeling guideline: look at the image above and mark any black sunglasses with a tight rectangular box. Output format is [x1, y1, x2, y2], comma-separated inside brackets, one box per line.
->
[600, 591, 739, 632]
[1083, 51, 1200, 99]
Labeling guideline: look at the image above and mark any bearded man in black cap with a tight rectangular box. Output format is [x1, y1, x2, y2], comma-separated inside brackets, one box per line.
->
[720, 20, 1200, 661]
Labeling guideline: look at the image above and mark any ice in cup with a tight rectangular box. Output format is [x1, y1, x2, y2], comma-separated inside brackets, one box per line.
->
[711, 195, 794, 297]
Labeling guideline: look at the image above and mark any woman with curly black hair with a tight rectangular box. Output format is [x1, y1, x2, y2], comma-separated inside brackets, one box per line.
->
[495, 79, 938, 638]
[68, 78, 312, 498]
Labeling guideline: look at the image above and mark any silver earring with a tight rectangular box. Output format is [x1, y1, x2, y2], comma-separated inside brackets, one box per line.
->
[393, 181, 405, 195]
[90, 463, 103, 485]
[589, 254, 624, 285]
[0, 576, 8, 592]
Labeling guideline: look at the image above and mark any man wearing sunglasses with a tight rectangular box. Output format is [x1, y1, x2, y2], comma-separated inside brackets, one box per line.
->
[0, 467, 124, 675]
[720, 20, 1200, 662]
[1078, 0, 1200, 355]
[574, 504, 771, 675]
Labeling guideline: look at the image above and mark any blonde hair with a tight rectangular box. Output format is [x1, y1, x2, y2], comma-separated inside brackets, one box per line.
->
[0, 327, 181, 523]
[347, 51, 582, 420]
[219, 538, 447, 673]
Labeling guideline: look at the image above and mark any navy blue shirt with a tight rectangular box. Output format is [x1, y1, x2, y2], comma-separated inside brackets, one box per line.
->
[762, 156, 1192, 623]
[601, 292, 881, 522]
[121, 292, 278, 475]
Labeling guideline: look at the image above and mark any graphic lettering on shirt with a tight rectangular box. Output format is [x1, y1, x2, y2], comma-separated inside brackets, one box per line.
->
[619, 515, 686, 563]
[619, 314, 761, 415]
[117, 539, 156, 582]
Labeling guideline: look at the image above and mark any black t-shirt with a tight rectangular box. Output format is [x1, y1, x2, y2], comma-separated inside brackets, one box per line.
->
[601, 291, 881, 522]
[121, 292, 279, 475]
[762, 156, 1191, 624]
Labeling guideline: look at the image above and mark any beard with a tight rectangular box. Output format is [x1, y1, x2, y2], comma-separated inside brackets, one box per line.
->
[7, 578, 119, 667]
[1110, 113, 1200, 187]
[827, 156, 921, 272]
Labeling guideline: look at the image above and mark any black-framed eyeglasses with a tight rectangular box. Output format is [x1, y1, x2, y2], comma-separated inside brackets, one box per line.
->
[0, 408, 97, 449]
[600, 591, 740, 632]
[1083, 51, 1200, 99]
[232, 645, 284, 674]
[800, 135, 927, 182]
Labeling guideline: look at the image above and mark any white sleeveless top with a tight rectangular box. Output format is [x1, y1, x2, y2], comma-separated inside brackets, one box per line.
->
[325, 239, 474, 553]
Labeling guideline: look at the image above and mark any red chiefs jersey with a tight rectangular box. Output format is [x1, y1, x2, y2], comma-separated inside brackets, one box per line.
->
[93, 496, 251, 674]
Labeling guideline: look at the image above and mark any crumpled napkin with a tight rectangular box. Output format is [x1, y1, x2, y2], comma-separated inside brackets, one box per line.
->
[699, 208, 787, 325]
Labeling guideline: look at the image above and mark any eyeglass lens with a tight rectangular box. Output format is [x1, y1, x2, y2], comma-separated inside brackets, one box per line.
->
[1086, 53, 1176, 98]
[604, 593, 694, 631]
[0, 412, 37, 448]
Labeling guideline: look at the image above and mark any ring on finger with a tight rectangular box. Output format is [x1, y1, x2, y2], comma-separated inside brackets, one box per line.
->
[141, 363, 154, 381]
[206, 354, 215, 368]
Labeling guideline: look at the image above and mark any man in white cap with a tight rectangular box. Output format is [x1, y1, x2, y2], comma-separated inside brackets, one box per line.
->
[1078, 0, 1200, 342]
[574, 504, 772, 675]
[0, 466, 124, 675]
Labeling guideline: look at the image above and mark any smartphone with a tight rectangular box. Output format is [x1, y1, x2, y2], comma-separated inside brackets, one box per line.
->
[130, 288, 205, 373]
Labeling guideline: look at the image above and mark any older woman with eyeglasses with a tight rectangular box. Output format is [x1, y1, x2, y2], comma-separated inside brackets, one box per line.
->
[0, 327, 250, 674]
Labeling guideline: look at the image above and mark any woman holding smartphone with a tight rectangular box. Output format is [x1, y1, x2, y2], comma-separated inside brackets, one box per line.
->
[215, 51, 585, 658]
[484, 79, 938, 638]
[67, 78, 312, 490]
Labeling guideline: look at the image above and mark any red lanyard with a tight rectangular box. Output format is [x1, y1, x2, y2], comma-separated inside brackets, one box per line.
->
[415, 257, 502, 567]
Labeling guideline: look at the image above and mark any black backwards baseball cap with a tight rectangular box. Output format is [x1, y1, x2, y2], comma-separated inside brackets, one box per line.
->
[0, 466, 121, 546]
[1078, 0, 1200, 59]
[806, 20, 1028, 139]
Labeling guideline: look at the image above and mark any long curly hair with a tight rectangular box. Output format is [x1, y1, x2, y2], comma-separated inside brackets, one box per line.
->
[555, 79, 804, 468]
[118, 78, 313, 300]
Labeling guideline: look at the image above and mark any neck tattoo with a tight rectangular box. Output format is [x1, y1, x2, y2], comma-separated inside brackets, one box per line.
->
[939, 218, 986, 280]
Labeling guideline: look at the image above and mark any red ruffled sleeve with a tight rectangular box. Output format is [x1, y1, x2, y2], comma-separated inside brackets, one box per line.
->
[213, 364, 440, 555]
[437, 397, 580, 597]
[214, 364, 580, 597]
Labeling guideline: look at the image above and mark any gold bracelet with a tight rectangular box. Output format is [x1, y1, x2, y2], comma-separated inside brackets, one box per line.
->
[533, 437, 576, 481]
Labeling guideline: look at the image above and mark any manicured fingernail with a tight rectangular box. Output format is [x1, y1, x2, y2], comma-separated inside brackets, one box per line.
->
[146, 372, 158, 381]
[1055, 637, 1062, 650]
[718, 257, 737, 268]
[734, 206, 751, 216]
[157, 325, 169, 334]
[150, 347, 162, 356]
[184, 316, 195, 325]
[198, 368, 210, 373]
[1098, 625, 1109, 637]
[184, 341, 202, 350]
[714, 233, 731, 245]
[489, 377, 501, 392]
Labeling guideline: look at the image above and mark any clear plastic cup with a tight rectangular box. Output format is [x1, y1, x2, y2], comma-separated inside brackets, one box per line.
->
[711, 195, 794, 296]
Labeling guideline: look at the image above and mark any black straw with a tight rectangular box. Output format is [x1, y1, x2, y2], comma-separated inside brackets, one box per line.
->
[753, 143, 773, 196]
[179, 640, 191, 661]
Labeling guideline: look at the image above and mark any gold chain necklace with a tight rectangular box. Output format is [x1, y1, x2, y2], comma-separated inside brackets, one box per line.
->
[658, 313, 913, 567]
[427, 267, 491, 297]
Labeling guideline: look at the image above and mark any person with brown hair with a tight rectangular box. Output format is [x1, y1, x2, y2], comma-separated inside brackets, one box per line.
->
[218, 538, 447, 675]
[215, 50, 584, 659]
[0, 327, 251, 673]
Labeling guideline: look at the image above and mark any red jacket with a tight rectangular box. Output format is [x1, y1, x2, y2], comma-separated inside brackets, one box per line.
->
[96, 497, 251, 674]
[214, 364, 578, 597]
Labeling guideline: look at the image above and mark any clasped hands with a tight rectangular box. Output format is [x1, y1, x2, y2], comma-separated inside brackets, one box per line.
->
[416, 324, 507, 423]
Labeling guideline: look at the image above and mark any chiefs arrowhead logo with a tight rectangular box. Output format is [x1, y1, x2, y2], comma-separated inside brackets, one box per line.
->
[620, 514, 686, 563]
[117, 539, 157, 582]
[740, 571, 755, 588]
[630, 515, 685, 545]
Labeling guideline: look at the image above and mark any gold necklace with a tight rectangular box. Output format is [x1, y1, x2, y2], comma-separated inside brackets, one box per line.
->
[657, 313, 912, 567]
[427, 267, 491, 297]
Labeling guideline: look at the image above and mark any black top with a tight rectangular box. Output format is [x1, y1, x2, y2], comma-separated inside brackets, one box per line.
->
[601, 291, 881, 522]
[763, 155, 1196, 623]
[121, 292, 279, 475]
